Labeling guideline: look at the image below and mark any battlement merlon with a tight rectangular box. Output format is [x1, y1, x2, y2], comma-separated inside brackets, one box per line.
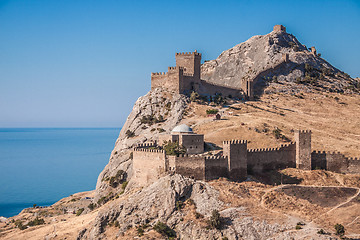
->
[223, 139, 248, 145]
[151, 72, 167, 76]
[168, 66, 186, 72]
[175, 50, 202, 57]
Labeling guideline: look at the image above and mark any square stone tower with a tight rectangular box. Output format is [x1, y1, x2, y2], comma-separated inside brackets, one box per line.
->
[273, 25, 286, 32]
[223, 140, 248, 181]
[175, 50, 201, 79]
[294, 130, 312, 170]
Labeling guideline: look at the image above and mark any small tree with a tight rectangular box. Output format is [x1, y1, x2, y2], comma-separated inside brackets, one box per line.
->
[163, 141, 186, 156]
[76, 208, 84, 216]
[88, 203, 96, 211]
[206, 109, 219, 115]
[190, 91, 200, 102]
[153, 221, 176, 238]
[209, 210, 221, 230]
[125, 130, 135, 138]
[334, 223, 345, 236]
[272, 128, 281, 139]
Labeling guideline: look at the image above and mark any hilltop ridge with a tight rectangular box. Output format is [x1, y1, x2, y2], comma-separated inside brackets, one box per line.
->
[201, 25, 357, 97]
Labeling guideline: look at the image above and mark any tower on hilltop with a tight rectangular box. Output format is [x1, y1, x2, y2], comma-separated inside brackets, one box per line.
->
[273, 24, 286, 32]
[175, 50, 201, 80]
[151, 50, 201, 94]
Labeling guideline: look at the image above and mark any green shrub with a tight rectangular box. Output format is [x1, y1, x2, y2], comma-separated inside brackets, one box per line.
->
[153, 221, 176, 238]
[121, 181, 128, 190]
[114, 220, 120, 228]
[129, 152, 133, 159]
[88, 203, 96, 211]
[273, 128, 282, 139]
[76, 208, 84, 216]
[97, 196, 107, 205]
[125, 130, 135, 138]
[190, 91, 200, 102]
[213, 94, 224, 105]
[317, 229, 325, 234]
[176, 200, 184, 211]
[165, 102, 172, 110]
[206, 109, 219, 115]
[14, 220, 27, 230]
[295, 225, 302, 230]
[108, 170, 126, 188]
[195, 212, 203, 219]
[137, 226, 144, 236]
[208, 210, 222, 230]
[334, 223, 345, 236]
[163, 141, 186, 156]
[27, 217, 45, 226]
[157, 128, 165, 133]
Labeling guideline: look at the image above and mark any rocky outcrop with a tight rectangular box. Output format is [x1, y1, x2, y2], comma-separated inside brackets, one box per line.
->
[201, 30, 355, 95]
[84, 174, 338, 240]
[94, 89, 189, 201]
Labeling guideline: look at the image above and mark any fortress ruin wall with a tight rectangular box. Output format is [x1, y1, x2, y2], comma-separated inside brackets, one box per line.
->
[247, 143, 296, 173]
[173, 155, 206, 180]
[204, 155, 228, 180]
[133, 148, 166, 184]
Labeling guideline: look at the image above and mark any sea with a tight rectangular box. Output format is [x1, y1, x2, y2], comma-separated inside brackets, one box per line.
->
[0, 128, 120, 218]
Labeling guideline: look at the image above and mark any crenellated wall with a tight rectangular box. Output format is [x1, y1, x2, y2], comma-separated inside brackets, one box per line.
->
[132, 148, 166, 184]
[151, 72, 167, 91]
[204, 155, 228, 180]
[173, 154, 206, 180]
[348, 157, 360, 174]
[311, 151, 327, 170]
[311, 151, 360, 174]
[247, 143, 296, 173]
[132, 129, 359, 186]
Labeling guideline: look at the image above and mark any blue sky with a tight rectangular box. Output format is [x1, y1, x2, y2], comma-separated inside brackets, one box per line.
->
[1, 0, 359, 127]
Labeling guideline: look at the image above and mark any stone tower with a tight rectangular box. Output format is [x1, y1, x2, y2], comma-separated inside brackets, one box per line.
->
[294, 130, 312, 170]
[273, 25, 286, 32]
[223, 140, 248, 181]
[175, 50, 201, 79]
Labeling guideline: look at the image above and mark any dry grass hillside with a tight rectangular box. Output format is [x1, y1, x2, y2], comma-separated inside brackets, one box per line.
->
[183, 90, 360, 158]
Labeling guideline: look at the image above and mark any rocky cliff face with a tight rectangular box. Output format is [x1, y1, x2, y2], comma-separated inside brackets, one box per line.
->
[94, 89, 188, 201]
[84, 174, 339, 240]
[201, 30, 356, 95]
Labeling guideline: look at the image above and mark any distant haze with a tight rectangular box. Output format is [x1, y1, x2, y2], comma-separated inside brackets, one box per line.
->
[1, 0, 359, 127]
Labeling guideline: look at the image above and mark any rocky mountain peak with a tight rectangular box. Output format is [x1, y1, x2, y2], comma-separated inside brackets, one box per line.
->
[202, 27, 356, 96]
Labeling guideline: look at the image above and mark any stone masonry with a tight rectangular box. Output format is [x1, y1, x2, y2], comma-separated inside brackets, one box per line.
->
[132, 128, 360, 185]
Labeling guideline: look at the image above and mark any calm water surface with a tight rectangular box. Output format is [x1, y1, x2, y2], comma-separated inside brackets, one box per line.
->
[0, 128, 119, 217]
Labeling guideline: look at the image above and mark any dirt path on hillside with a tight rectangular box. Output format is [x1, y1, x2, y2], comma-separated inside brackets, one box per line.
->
[259, 184, 360, 239]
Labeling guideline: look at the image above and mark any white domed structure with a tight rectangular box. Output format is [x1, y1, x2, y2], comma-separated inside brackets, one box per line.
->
[171, 124, 193, 134]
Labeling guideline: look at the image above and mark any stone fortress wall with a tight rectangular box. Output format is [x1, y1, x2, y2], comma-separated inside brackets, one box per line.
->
[247, 143, 296, 173]
[132, 128, 360, 185]
[151, 50, 246, 98]
[150, 25, 293, 100]
[311, 151, 360, 174]
[132, 148, 166, 185]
